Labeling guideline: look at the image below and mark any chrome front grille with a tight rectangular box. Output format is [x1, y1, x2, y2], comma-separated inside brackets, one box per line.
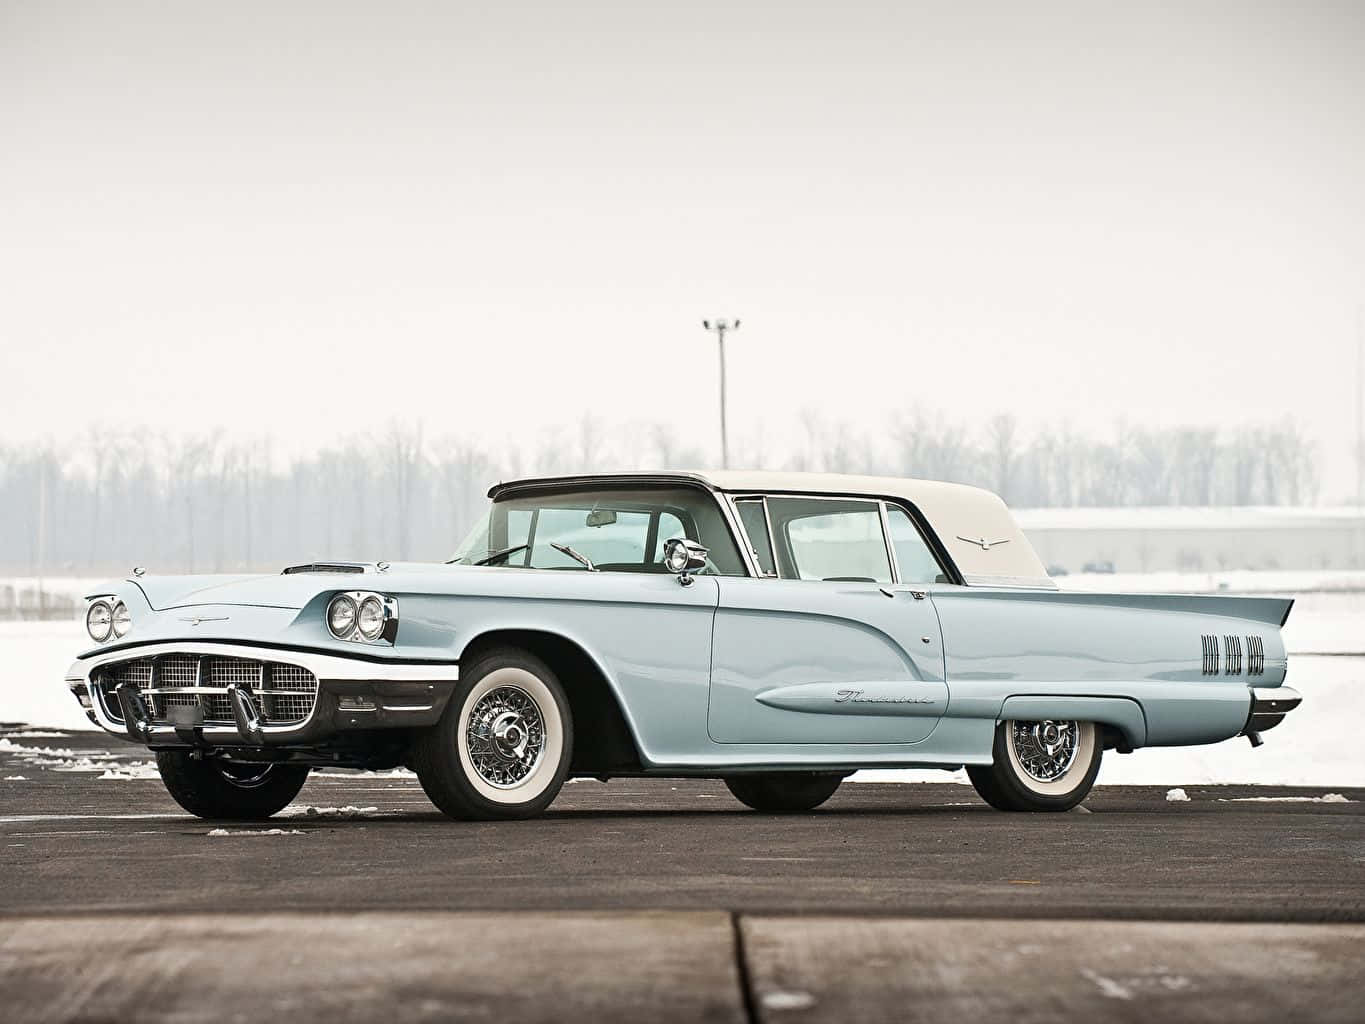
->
[267, 663, 316, 721]
[95, 654, 318, 728]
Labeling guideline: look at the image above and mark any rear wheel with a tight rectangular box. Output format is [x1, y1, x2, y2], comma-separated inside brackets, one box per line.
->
[155, 752, 310, 820]
[967, 720, 1101, 812]
[725, 772, 844, 813]
[412, 647, 573, 821]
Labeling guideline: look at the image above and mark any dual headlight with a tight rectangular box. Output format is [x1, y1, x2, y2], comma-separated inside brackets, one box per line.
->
[86, 599, 132, 643]
[326, 591, 398, 644]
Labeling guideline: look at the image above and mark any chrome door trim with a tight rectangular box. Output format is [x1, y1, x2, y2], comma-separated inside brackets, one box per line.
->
[728, 495, 780, 578]
[878, 500, 903, 584]
[712, 492, 761, 578]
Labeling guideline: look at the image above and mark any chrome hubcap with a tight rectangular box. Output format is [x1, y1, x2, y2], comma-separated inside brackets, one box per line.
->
[218, 762, 274, 788]
[1010, 720, 1080, 783]
[466, 686, 546, 788]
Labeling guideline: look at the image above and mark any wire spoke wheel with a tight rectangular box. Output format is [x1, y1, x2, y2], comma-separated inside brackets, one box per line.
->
[1007, 720, 1080, 783]
[464, 685, 547, 788]
[968, 719, 1102, 812]
[414, 648, 573, 821]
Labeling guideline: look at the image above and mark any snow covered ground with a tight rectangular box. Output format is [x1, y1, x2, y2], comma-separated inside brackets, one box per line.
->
[2, 573, 1359, 785]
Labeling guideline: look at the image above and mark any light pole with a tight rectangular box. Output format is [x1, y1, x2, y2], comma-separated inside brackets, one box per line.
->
[703, 319, 740, 468]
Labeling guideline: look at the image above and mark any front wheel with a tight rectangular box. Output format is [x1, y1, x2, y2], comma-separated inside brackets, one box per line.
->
[967, 720, 1101, 812]
[155, 752, 310, 820]
[412, 647, 573, 821]
[725, 772, 845, 813]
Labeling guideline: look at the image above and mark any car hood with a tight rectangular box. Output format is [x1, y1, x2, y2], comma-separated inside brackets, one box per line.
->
[126, 572, 384, 611]
[120, 563, 479, 611]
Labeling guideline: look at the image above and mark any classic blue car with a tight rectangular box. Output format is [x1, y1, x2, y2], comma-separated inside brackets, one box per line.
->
[66, 471, 1302, 820]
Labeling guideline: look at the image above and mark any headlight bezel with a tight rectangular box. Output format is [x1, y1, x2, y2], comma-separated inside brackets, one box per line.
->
[356, 596, 385, 640]
[111, 601, 132, 638]
[327, 594, 358, 638]
[86, 599, 114, 643]
[326, 591, 398, 645]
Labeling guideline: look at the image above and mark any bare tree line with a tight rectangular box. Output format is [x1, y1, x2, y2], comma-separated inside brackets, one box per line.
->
[0, 416, 1318, 575]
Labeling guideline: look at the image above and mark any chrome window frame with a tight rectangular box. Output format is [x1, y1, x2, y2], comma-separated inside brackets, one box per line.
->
[477, 479, 761, 579]
[881, 500, 956, 586]
[723, 492, 901, 584]
[728, 495, 780, 578]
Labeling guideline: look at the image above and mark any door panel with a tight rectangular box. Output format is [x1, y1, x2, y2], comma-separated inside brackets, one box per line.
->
[708, 578, 946, 743]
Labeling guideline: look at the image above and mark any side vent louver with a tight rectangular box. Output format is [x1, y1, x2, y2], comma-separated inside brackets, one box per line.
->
[1201, 634, 1219, 675]
[1223, 635, 1243, 675]
[1203, 634, 1264, 676]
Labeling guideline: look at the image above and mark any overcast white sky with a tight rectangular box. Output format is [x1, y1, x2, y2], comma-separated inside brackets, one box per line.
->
[2, 2, 1363, 496]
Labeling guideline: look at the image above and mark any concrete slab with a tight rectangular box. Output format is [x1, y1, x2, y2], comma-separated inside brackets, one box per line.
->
[0, 912, 746, 1024]
[741, 916, 1365, 1023]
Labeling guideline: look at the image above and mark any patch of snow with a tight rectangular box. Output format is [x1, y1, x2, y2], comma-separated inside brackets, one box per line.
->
[2, 730, 70, 738]
[1218, 793, 1352, 803]
[760, 991, 817, 1011]
[207, 828, 306, 837]
[96, 762, 160, 781]
[282, 805, 381, 819]
[0, 738, 79, 757]
[1079, 968, 1133, 1001]
[1165, 788, 1191, 802]
[4, 775, 27, 780]
[0, 619, 99, 731]
[852, 767, 972, 784]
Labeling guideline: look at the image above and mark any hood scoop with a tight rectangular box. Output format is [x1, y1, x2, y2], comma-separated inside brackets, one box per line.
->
[281, 562, 367, 575]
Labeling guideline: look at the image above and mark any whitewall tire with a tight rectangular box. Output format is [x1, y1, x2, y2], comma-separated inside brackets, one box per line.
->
[967, 719, 1102, 812]
[413, 648, 573, 821]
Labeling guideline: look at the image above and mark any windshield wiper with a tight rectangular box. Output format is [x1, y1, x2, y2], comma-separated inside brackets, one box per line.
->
[472, 543, 530, 566]
[550, 542, 597, 572]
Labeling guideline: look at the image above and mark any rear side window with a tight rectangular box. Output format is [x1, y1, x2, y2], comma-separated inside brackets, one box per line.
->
[887, 506, 947, 584]
[765, 497, 892, 583]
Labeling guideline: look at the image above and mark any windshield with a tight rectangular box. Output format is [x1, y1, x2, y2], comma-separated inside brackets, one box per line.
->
[451, 485, 747, 575]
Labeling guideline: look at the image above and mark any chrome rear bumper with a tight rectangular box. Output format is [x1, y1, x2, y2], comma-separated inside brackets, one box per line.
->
[1244, 685, 1302, 736]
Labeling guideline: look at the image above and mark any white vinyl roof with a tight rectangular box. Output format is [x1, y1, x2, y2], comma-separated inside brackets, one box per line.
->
[695, 471, 1049, 583]
[493, 470, 1052, 585]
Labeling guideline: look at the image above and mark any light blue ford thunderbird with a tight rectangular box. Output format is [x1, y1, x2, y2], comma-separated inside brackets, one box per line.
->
[66, 471, 1302, 820]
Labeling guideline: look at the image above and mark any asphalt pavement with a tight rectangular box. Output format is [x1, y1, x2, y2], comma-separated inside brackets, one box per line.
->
[2, 727, 1362, 1022]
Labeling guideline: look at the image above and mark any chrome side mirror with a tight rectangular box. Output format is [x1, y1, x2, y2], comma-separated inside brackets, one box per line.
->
[663, 538, 709, 586]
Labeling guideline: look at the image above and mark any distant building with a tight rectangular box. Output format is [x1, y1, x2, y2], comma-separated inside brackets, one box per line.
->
[1015, 507, 1365, 575]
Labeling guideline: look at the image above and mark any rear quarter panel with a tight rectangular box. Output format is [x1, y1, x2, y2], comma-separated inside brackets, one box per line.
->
[930, 588, 1290, 747]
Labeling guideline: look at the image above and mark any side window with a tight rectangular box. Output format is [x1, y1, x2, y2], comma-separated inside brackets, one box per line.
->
[651, 512, 686, 564]
[733, 499, 777, 576]
[887, 506, 947, 584]
[766, 497, 892, 583]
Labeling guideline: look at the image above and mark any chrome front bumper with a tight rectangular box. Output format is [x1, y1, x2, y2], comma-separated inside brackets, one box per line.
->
[67, 640, 460, 747]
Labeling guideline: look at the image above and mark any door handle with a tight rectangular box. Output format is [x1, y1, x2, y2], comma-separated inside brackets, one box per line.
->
[881, 588, 927, 600]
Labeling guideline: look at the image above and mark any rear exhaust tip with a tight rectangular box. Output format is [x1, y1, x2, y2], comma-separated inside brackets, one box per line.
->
[1246, 731, 1264, 748]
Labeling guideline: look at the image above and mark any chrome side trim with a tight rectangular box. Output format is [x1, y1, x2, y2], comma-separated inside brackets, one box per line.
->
[960, 573, 1059, 591]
